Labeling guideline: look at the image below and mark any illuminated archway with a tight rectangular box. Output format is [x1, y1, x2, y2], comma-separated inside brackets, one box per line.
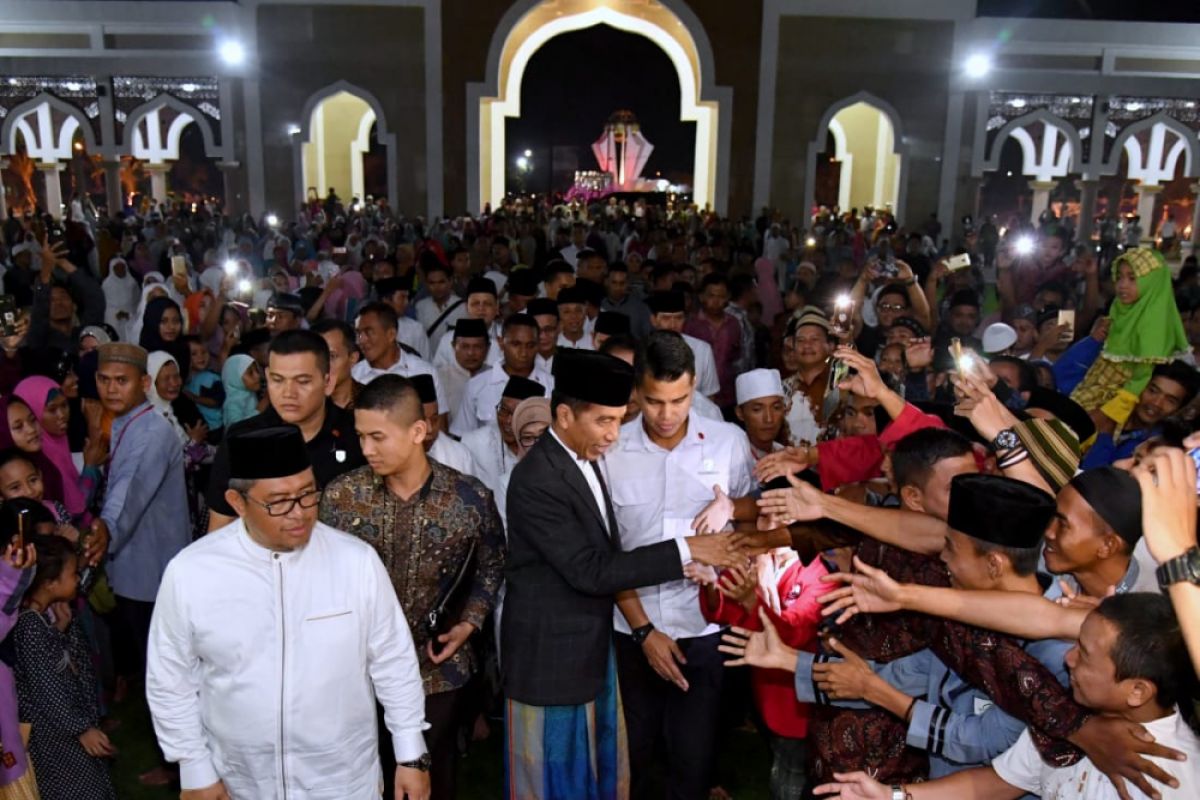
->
[806, 93, 906, 220]
[470, 0, 730, 213]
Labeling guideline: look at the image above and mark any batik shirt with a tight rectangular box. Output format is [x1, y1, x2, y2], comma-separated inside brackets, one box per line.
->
[320, 461, 506, 695]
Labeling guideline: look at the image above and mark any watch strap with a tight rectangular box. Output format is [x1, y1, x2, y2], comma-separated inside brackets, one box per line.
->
[630, 622, 655, 646]
[1156, 547, 1200, 591]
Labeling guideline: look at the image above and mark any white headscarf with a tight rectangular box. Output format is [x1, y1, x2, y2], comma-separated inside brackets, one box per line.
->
[102, 257, 139, 342]
[128, 279, 171, 347]
[146, 350, 189, 447]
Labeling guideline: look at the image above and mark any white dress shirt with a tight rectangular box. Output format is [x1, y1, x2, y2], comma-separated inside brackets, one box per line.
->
[437, 359, 485, 429]
[395, 315, 431, 360]
[556, 331, 594, 351]
[428, 433, 475, 475]
[682, 333, 720, 398]
[432, 322, 503, 369]
[414, 296, 466, 353]
[147, 519, 428, 797]
[450, 361, 554, 437]
[351, 349, 448, 414]
[460, 422, 518, 496]
[606, 412, 756, 639]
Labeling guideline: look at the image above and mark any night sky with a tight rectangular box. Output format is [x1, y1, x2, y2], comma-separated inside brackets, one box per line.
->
[505, 23, 696, 193]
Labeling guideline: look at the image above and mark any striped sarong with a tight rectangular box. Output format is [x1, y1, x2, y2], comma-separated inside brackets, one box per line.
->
[505, 649, 629, 800]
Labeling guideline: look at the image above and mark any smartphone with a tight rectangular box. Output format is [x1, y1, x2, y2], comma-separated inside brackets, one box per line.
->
[170, 255, 188, 278]
[1057, 309, 1075, 342]
[946, 253, 971, 272]
[950, 337, 964, 369]
[0, 296, 18, 337]
[333, 246, 347, 256]
[14, 507, 27, 551]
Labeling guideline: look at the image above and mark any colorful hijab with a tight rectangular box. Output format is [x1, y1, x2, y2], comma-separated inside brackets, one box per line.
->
[12, 377, 86, 516]
[0, 395, 66, 508]
[139, 296, 191, 381]
[183, 290, 212, 336]
[754, 257, 783, 323]
[1103, 248, 1189, 362]
[221, 354, 259, 428]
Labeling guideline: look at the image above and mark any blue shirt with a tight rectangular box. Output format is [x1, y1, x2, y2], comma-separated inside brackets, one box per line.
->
[101, 401, 191, 602]
[184, 368, 225, 432]
[1079, 426, 1156, 469]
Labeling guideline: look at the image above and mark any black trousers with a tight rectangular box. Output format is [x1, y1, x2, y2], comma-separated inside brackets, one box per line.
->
[614, 630, 725, 800]
[112, 595, 155, 681]
[380, 686, 465, 800]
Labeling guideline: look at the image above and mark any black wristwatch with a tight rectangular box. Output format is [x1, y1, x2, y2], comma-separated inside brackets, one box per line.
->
[991, 428, 1020, 453]
[630, 622, 656, 646]
[1156, 546, 1200, 591]
[399, 753, 432, 772]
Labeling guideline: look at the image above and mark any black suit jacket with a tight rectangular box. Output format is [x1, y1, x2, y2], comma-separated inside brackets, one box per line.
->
[501, 433, 681, 706]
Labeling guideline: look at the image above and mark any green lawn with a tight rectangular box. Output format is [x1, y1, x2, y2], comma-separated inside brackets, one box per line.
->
[109, 699, 772, 799]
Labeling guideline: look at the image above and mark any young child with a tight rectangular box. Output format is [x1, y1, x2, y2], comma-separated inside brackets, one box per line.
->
[221, 353, 262, 428]
[0, 503, 37, 796]
[0, 449, 81, 544]
[183, 335, 225, 441]
[13, 534, 116, 800]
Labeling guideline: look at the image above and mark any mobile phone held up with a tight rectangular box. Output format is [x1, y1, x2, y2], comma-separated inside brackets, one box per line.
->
[0, 296, 19, 338]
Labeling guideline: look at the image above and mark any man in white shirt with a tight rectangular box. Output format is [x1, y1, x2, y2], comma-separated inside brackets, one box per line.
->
[352, 302, 447, 415]
[451, 314, 553, 436]
[555, 285, 593, 351]
[526, 297, 561, 373]
[437, 318, 490, 430]
[375, 275, 431, 360]
[460, 375, 545, 496]
[147, 426, 431, 800]
[432, 277, 503, 368]
[805, 593, 1198, 800]
[607, 330, 756, 799]
[410, 373, 474, 475]
[557, 221, 587, 268]
[542, 260, 576, 301]
[414, 261, 465, 353]
[646, 290, 720, 399]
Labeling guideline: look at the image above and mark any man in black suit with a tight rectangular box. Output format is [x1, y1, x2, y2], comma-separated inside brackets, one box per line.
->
[502, 348, 743, 800]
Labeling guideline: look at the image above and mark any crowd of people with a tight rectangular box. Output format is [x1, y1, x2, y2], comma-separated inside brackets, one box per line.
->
[0, 188, 1197, 800]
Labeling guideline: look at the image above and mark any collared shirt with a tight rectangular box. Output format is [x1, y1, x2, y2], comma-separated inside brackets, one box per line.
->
[784, 363, 832, 425]
[206, 401, 366, 518]
[684, 313, 743, 407]
[459, 421, 519, 496]
[146, 519, 429, 795]
[556, 331, 593, 351]
[602, 295, 651, 338]
[682, 332, 720, 398]
[102, 401, 191, 602]
[1044, 548, 1157, 597]
[395, 316, 431, 360]
[450, 361, 554, 437]
[352, 348, 448, 414]
[319, 462, 505, 695]
[433, 331, 503, 371]
[428, 433, 475, 475]
[415, 295, 466, 352]
[437, 359, 484, 428]
[607, 412, 755, 639]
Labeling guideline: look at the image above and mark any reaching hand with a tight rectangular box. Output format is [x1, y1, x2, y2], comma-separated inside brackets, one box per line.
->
[84, 520, 109, 567]
[757, 473, 825, 524]
[717, 563, 759, 610]
[755, 445, 813, 484]
[185, 420, 210, 444]
[904, 337, 932, 371]
[950, 370, 1014, 441]
[641, 630, 690, 691]
[683, 562, 719, 586]
[1090, 316, 1112, 343]
[692, 485, 735, 535]
[1071, 715, 1186, 800]
[832, 346, 887, 400]
[3, 543, 35, 570]
[394, 765, 431, 800]
[718, 608, 797, 673]
[78, 727, 116, 758]
[817, 556, 905, 625]
[0, 315, 29, 353]
[82, 434, 108, 467]
[426, 621, 476, 665]
[686, 532, 746, 570]
[813, 636, 878, 701]
[812, 772, 891, 800]
[1133, 449, 1198, 564]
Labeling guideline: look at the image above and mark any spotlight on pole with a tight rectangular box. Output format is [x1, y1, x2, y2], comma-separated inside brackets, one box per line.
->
[218, 39, 246, 66]
[516, 156, 529, 171]
[523, 149, 532, 158]
[964, 53, 992, 79]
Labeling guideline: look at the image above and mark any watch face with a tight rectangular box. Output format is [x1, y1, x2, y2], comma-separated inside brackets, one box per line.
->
[1187, 549, 1200, 583]
[994, 430, 1019, 450]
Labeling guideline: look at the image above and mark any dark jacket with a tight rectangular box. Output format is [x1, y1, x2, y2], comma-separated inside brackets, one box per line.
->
[501, 432, 680, 706]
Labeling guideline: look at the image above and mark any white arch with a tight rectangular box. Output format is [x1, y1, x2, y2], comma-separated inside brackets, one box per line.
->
[292, 80, 398, 210]
[123, 94, 221, 161]
[130, 108, 202, 164]
[1103, 112, 1200, 183]
[981, 109, 1082, 179]
[470, 0, 731, 214]
[0, 93, 98, 162]
[827, 117, 852, 211]
[349, 109, 378, 201]
[804, 91, 909, 223]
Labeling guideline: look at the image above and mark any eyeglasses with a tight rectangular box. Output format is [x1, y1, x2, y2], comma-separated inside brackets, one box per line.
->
[519, 432, 544, 448]
[495, 403, 516, 420]
[878, 303, 907, 312]
[241, 489, 323, 517]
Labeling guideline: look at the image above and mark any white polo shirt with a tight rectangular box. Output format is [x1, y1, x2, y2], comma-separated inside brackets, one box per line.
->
[351, 349, 448, 414]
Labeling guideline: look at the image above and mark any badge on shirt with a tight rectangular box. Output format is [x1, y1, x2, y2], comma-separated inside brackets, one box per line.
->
[335, 449, 346, 463]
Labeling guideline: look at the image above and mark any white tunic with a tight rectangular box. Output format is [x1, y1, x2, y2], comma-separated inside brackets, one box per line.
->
[459, 422, 518, 497]
[682, 332, 720, 398]
[428, 433, 475, 475]
[450, 361, 555, 437]
[352, 349, 448, 414]
[415, 296, 466, 352]
[146, 520, 428, 799]
[395, 315, 431, 360]
[432, 322, 503, 369]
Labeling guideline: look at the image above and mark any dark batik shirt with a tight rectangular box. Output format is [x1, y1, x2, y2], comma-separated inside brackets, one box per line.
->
[319, 461, 506, 695]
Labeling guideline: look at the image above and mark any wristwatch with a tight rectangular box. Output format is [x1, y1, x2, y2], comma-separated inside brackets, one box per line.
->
[630, 622, 656, 646]
[1156, 546, 1200, 591]
[399, 753, 432, 772]
[991, 428, 1020, 453]
[891, 785, 911, 800]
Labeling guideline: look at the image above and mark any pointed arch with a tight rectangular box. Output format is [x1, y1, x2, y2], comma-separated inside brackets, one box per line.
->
[122, 93, 222, 160]
[292, 81, 397, 209]
[0, 92, 98, 160]
[982, 109, 1082, 177]
[803, 91, 909, 222]
[1104, 111, 1199, 181]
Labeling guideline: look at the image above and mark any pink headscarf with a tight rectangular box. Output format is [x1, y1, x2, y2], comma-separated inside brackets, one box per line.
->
[754, 257, 783, 323]
[326, 270, 368, 322]
[13, 377, 87, 516]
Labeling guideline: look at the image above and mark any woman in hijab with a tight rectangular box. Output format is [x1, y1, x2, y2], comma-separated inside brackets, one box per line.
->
[12, 376, 103, 520]
[183, 289, 214, 336]
[102, 256, 139, 342]
[138, 296, 191, 381]
[0, 395, 67, 509]
[148, 351, 211, 537]
[220, 353, 262, 428]
[754, 256, 784, 324]
[127, 278, 170, 346]
[1070, 247, 1191, 424]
